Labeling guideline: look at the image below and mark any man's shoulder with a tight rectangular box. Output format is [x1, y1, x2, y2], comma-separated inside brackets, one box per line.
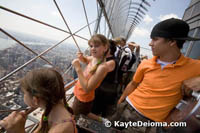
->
[141, 58, 154, 65]
[136, 58, 155, 72]
[184, 56, 200, 65]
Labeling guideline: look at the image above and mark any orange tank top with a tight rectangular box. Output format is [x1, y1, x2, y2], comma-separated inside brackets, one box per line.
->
[74, 63, 97, 102]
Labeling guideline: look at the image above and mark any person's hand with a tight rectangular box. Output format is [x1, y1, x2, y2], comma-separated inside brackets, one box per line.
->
[72, 59, 81, 71]
[77, 52, 84, 61]
[136, 45, 140, 50]
[183, 76, 200, 92]
[117, 96, 124, 105]
[0, 111, 26, 133]
[117, 99, 122, 105]
[77, 52, 88, 63]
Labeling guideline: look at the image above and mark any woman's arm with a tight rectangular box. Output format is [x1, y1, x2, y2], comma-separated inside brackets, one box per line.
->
[79, 64, 108, 93]
[77, 52, 91, 64]
[72, 59, 108, 93]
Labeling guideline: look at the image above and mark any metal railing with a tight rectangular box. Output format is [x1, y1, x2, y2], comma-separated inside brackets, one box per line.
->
[0, 0, 154, 131]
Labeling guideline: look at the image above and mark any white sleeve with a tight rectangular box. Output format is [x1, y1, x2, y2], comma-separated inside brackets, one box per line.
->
[114, 47, 119, 57]
[125, 47, 132, 60]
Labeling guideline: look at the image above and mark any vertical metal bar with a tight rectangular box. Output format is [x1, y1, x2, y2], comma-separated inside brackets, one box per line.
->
[123, 0, 132, 37]
[81, 0, 92, 37]
[94, 7, 103, 34]
[97, 0, 114, 38]
[53, 0, 82, 52]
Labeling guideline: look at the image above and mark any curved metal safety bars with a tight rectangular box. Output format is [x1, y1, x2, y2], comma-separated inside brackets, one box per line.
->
[0, 5, 88, 42]
[0, 18, 97, 82]
[100, 0, 154, 39]
[0, 0, 155, 97]
[0, 0, 155, 82]
[0, 0, 156, 132]
[53, 0, 82, 53]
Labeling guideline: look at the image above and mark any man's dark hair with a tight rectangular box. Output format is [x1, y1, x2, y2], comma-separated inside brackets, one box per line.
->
[175, 40, 185, 49]
[166, 38, 185, 49]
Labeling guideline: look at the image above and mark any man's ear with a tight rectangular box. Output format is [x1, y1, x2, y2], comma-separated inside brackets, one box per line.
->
[169, 40, 176, 47]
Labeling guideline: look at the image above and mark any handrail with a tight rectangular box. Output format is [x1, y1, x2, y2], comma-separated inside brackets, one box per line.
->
[64, 78, 78, 92]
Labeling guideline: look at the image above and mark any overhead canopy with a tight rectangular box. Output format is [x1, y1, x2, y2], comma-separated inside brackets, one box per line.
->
[96, 0, 153, 40]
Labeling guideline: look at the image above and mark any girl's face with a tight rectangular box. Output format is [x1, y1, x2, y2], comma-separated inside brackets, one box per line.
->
[21, 88, 37, 108]
[89, 42, 107, 58]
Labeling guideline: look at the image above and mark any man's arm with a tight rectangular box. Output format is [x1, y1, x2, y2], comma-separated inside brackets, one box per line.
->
[118, 80, 139, 104]
[183, 76, 200, 92]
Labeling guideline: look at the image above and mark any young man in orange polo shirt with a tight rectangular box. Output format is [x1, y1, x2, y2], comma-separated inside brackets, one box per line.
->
[111, 18, 200, 133]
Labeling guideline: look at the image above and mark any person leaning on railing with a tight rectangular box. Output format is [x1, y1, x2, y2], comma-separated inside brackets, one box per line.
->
[71, 34, 115, 123]
[110, 18, 200, 133]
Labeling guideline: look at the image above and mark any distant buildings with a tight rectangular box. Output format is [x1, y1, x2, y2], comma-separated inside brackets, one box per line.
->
[0, 42, 76, 119]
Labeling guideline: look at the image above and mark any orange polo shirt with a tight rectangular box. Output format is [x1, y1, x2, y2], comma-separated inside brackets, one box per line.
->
[128, 54, 200, 122]
[74, 63, 100, 102]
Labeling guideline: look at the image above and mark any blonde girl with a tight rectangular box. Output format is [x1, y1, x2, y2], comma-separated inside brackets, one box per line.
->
[72, 34, 116, 121]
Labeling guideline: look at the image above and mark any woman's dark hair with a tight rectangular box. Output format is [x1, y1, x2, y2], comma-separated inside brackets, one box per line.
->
[109, 39, 116, 56]
[20, 68, 73, 133]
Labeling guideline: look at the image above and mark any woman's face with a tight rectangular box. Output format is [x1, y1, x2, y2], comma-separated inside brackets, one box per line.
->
[89, 42, 107, 58]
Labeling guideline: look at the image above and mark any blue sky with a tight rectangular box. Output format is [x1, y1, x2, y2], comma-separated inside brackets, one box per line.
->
[129, 0, 190, 57]
[0, 0, 191, 57]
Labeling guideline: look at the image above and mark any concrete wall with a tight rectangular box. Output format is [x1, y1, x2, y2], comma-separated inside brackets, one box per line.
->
[182, 0, 200, 59]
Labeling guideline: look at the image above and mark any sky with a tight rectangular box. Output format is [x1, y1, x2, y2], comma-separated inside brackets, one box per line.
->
[129, 0, 191, 57]
[0, 0, 191, 57]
